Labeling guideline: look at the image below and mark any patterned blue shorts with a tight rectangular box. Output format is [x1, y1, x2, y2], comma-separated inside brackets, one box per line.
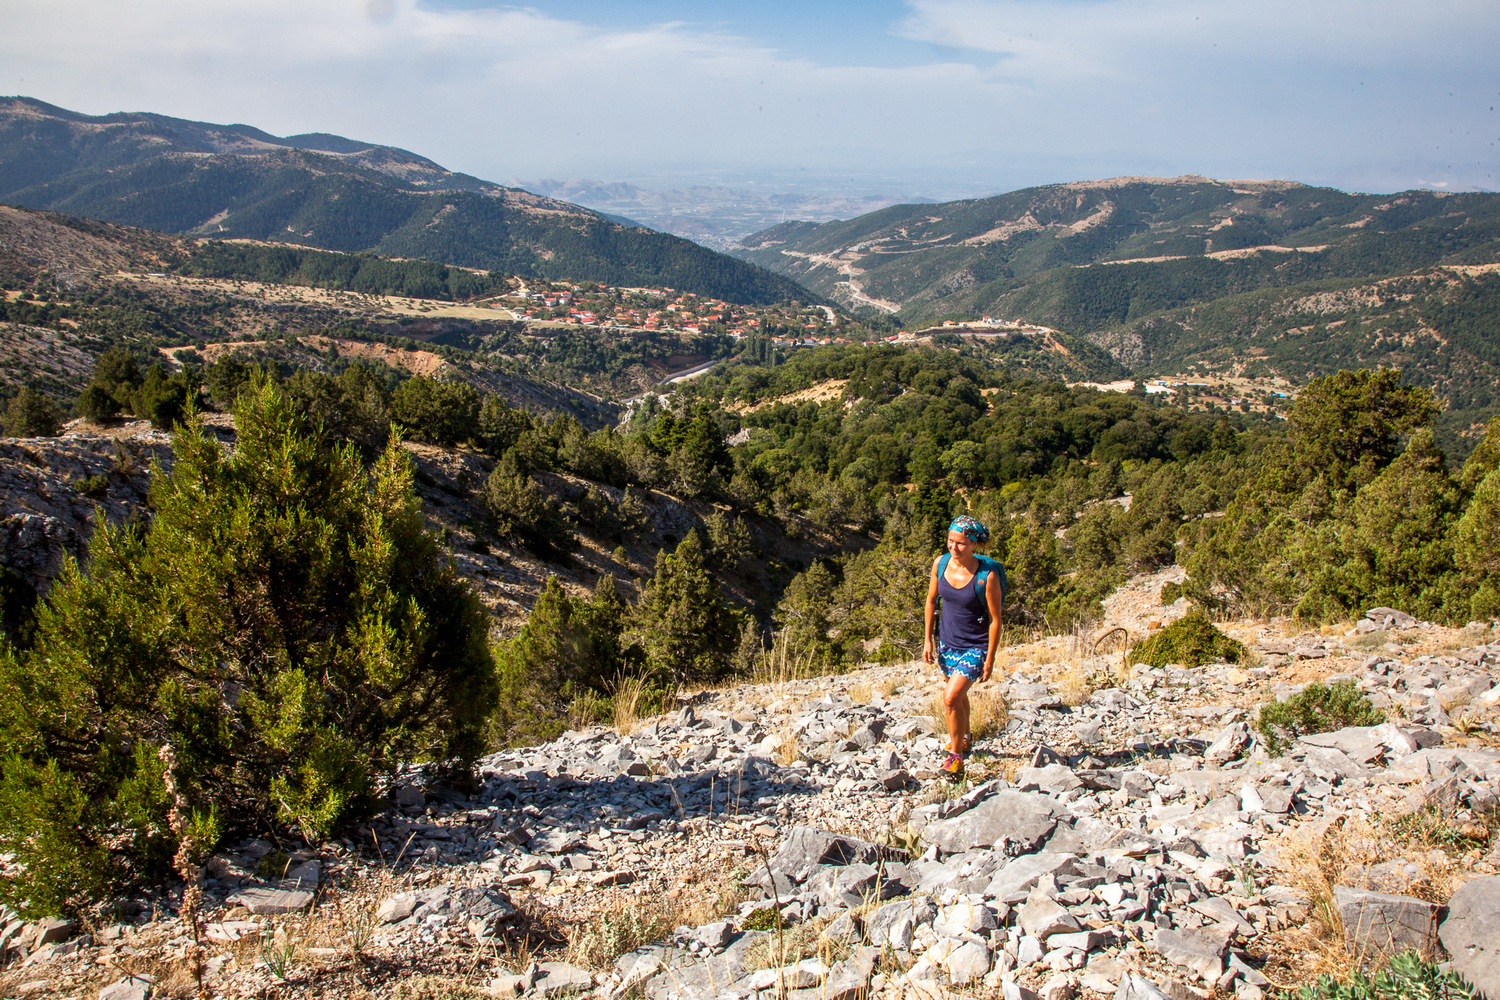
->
[938, 643, 986, 681]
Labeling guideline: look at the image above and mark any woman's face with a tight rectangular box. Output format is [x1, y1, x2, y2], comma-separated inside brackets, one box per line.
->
[947, 531, 976, 557]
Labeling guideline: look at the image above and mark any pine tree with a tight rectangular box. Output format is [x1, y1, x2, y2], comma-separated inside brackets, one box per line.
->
[0, 380, 497, 916]
[634, 531, 740, 682]
[3, 387, 60, 438]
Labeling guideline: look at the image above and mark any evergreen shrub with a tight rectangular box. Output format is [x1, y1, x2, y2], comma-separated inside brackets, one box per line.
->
[1125, 610, 1246, 669]
[0, 381, 498, 916]
[1298, 949, 1476, 1000]
[1255, 680, 1384, 754]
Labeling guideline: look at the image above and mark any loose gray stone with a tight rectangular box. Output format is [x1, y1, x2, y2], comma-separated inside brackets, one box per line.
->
[225, 884, 313, 915]
[693, 921, 734, 950]
[1205, 723, 1250, 765]
[1115, 973, 1174, 1000]
[376, 894, 416, 923]
[1437, 876, 1500, 998]
[824, 945, 879, 1000]
[764, 827, 906, 885]
[534, 961, 593, 996]
[946, 940, 993, 984]
[935, 900, 998, 937]
[32, 917, 76, 947]
[986, 853, 1081, 900]
[1189, 897, 1254, 938]
[867, 897, 937, 950]
[1153, 925, 1230, 980]
[1018, 891, 1083, 940]
[1004, 979, 1044, 1000]
[920, 790, 1059, 855]
[456, 886, 520, 939]
[99, 977, 152, 1000]
[1333, 885, 1442, 960]
[1016, 764, 1084, 795]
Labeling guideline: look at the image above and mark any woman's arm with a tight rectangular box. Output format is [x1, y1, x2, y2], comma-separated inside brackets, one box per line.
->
[922, 557, 942, 664]
[981, 573, 1003, 681]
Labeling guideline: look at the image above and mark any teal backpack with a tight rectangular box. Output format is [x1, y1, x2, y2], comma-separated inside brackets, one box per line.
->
[937, 553, 1008, 604]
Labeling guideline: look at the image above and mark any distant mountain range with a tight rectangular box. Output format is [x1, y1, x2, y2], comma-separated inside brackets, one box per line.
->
[731, 175, 1500, 449]
[730, 175, 1500, 319]
[0, 97, 813, 305]
[513, 178, 933, 252]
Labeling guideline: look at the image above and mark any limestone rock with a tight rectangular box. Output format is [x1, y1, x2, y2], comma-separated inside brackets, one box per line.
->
[920, 790, 1059, 855]
[1437, 876, 1500, 998]
[946, 940, 993, 984]
[1333, 885, 1442, 960]
[99, 976, 153, 1000]
[1152, 925, 1230, 980]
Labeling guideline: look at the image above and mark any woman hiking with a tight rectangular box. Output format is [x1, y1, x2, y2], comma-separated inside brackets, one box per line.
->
[922, 515, 1005, 779]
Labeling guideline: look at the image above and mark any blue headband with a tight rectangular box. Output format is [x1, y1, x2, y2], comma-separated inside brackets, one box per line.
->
[948, 516, 989, 543]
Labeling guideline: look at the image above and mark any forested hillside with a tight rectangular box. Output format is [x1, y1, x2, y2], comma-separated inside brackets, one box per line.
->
[731, 176, 1500, 451]
[0, 97, 813, 305]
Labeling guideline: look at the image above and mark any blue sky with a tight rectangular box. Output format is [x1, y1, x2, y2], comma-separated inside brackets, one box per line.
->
[3, 0, 1497, 199]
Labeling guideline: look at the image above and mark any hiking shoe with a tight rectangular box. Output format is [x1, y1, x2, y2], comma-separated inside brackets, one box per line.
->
[961, 733, 973, 758]
[941, 752, 965, 780]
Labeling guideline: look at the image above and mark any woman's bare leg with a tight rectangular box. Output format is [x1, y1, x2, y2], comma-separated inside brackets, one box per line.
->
[944, 673, 973, 753]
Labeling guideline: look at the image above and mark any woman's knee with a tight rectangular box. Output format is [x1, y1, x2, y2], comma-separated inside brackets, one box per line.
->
[943, 686, 970, 711]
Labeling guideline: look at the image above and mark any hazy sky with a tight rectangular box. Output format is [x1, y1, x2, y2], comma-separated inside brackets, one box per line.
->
[4, 0, 1498, 198]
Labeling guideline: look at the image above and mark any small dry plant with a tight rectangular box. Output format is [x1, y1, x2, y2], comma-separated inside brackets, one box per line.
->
[968, 687, 1009, 741]
[751, 633, 823, 688]
[569, 897, 677, 971]
[613, 673, 651, 735]
[388, 976, 492, 1000]
[677, 863, 748, 928]
[774, 723, 803, 767]
[848, 680, 873, 704]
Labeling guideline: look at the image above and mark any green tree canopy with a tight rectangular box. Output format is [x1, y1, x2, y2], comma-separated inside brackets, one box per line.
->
[634, 531, 741, 682]
[0, 381, 497, 916]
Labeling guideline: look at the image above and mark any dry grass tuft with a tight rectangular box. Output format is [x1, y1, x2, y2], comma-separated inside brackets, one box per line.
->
[969, 686, 1010, 741]
[612, 673, 650, 735]
[847, 679, 872, 704]
[741, 912, 855, 977]
[1055, 664, 1095, 707]
[389, 975, 491, 1000]
[569, 897, 679, 971]
[774, 723, 803, 767]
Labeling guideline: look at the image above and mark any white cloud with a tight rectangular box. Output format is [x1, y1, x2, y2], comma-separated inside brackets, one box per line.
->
[1, 0, 1496, 193]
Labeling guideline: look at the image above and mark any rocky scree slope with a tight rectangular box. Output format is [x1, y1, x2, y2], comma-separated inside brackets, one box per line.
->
[1, 602, 1498, 999]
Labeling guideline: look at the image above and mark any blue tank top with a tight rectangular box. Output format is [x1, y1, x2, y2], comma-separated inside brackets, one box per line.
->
[938, 565, 991, 649]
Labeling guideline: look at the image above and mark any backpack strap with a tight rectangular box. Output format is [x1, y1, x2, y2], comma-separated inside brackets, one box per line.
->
[939, 553, 1007, 604]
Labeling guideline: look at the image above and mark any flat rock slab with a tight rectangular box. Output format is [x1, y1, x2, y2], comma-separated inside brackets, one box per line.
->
[765, 826, 907, 884]
[1116, 973, 1175, 1000]
[535, 961, 593, 996]
[920, 790, 1059, 855]
[987, 853, 1081, 899]
[225, 884, 313, 915]
[1438, 876, 1500, 999]
[1333, 885, 1442, 960]
[1153, 925, 1230, 980]
[98, 977, 153, 1000]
